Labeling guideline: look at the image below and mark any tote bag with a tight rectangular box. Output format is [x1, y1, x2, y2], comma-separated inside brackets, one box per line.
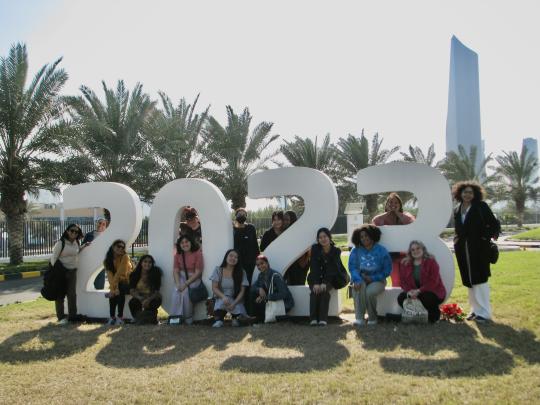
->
[265, 274, 286, 323]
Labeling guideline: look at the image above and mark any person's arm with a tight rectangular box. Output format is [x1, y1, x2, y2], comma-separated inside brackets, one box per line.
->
[371, 247, 392, 282]
[481, 202, 501, 239]
[398, 261, 414, 292]
[348, 247, 363, 284]
[250, 225, 260, 257]
[399, 211, 415, 224]
[106, 269, 117, 294]
[260, 230, 270, 252]
[114, 255, 132, 286]
[49, 241, 62, 266]
[267, 273, 288, 301]
[418, 259, 442, 294]
[185, 251, 204, 285]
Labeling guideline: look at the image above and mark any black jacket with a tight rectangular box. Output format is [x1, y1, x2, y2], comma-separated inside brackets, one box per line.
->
[234, 223, 260, 273]
[260, 227, 279, 252]
[454, 201, 500, 287]
[251, 268, 294, 311]
[307, 243, 342, 286]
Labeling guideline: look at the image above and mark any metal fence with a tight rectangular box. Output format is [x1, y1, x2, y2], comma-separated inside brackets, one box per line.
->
[0, 215, 347, 259]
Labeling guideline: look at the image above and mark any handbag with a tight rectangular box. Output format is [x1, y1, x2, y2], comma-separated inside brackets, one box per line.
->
[478, 207, 500, 264]
[182, 252, 209, 303]
[332, 256, 351, 290]
[401, 297, 428, 323]
[264, 274, 286, 323]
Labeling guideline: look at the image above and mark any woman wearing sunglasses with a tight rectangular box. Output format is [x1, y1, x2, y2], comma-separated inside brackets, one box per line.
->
[50, 224, 84, 325]
[103, 239, 133, 325]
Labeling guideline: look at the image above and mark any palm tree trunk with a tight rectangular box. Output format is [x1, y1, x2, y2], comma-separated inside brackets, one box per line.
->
[231, 192, 246, 210]
[6, 211, 25, 265]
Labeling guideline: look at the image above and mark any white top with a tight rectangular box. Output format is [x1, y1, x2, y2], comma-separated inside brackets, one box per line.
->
[50, 239, 80, 270]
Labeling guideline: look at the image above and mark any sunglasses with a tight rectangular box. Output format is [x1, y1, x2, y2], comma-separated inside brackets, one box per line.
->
[68, 229, 80, 234]
[115, 244, 126, 249]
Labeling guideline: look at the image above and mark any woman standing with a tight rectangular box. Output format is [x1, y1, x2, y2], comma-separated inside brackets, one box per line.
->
[210, 249, 249, 327]
[453, 181, 500, 323]
[260, 210, 284, 252]
[50, 224, 84, 325]
[283, 210, 310, 286]
[398, 240, 446, 323]
[307, 228, 342, 326]
[129, 255, 162, 324]
[103, 240, 133, 325]
[233, 207, 260, 285]
[372, 193, 415, 287]
[170, 234, 204, 325]
[348, 225, 392, 326]
[250, 255, 294, 323]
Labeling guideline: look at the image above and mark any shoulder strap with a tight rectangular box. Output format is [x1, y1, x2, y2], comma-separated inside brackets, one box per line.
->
[269, 273, 278, 295]
[60, 238, 65, 255]
[182, 252, 191, 290]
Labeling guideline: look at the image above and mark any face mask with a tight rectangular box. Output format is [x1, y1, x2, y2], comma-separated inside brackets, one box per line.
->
[236, 214, 247, 224]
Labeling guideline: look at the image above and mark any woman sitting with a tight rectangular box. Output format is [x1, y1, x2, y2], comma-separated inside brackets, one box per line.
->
[129, 255, 162, 324]
[307, 228, 342, 326]
[282, 210, 310, 286]
[103, 239, 133, 325]
[170, 234, 204, 325]
[210, 249, 249, 327]
[398, 240, 446, 323]
[250, 255, 294, 323]
[348, 225, 392, 327]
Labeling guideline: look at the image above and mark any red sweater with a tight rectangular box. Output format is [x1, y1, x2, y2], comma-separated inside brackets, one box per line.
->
[399, 257, 446, 300]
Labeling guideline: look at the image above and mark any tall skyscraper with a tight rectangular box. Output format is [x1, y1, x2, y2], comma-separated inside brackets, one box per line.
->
[522, 137, 539, 182]
[446, 36, 484, 172]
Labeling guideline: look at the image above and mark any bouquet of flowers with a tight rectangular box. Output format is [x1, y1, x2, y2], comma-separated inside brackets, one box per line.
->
[440, 303, 465, 322]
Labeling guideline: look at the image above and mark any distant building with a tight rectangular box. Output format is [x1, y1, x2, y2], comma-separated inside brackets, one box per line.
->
[522, 137, 539, 182]
[446, 36, 484, 173]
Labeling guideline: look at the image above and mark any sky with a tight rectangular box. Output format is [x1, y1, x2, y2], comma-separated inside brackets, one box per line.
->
[1, 0, 539, 208]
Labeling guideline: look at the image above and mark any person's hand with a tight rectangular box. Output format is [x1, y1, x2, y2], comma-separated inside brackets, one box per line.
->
[313, 284, 321, 294]
[320, 283, 327, 292]
[353, 282, 362, 291]
[408, 289, 419, 299]
[258, 288, 266, 299]
[255, 296, 264, 304]
[142, 298, 150, 309]
[225, 300, 235, 312]
[179, 284, 187, 292]
[364, 275, 372, 284]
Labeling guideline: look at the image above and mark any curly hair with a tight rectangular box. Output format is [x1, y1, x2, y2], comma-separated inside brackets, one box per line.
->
[351, 224, 382, 247]
[452, 181, 486, 202]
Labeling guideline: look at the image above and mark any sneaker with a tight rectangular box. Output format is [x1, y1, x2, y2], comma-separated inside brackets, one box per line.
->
[367, 320, 378, 326]
[232, 319, 240, 327]
[466, 313, 476, 321]
[115, 317, 124, 325]
[474, 316, 489, 324]
[212, 320, 224, 328]
[353, 319, 365, 327]
[318, 321, 327, 326]
[309, 320, 318, 326]
[57, 318, 69, 325]
[106, 318, 116, 326]
[184, 317, 193, 325]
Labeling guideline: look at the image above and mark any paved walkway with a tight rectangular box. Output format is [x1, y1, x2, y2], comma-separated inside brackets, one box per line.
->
[0, 277, 42, 306]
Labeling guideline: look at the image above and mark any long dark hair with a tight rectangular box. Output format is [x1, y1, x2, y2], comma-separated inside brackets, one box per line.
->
[129, 254, 162, 291]
[60, 224, 83, 244]
[103, 239, 126, 274]
[284, 210, 298, 226]
[220, 249, 243, 298]
[316, 227, 335, 246]
[176, 234, 200, 255]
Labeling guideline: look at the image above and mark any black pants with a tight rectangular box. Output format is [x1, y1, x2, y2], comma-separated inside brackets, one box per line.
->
[309, 285, 331, 322]
[55, 268, 77, 321]
[129, 295, 162, 321]
[109, 283, 130, 318]
[398, 291, 444, 323]
[249, 289, 267, 322]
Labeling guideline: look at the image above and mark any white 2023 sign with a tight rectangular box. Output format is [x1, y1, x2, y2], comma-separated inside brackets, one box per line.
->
[64, 163, 454, 320]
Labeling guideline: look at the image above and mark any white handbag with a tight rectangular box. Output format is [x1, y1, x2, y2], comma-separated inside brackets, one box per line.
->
[264, 274, 286, 323]
[402, 297, 429, 323]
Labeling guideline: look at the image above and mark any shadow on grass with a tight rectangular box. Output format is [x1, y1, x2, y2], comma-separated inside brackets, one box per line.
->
[357, 321, 527, 377]
[0, 324, 102, 363]
[95, 322, 251, 369]
[478, 322, 540, 365]
[220, 318, 350, 373]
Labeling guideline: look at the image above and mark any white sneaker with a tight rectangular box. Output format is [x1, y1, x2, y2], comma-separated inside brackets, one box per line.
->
[232, 319, 240, 327]
[184, 317, 193, 325]
[367, 320, 378, 326]
[115, 318, 124, 325]
[106, 318, 116, 326]
[212, 320, 224, 328]
[353, 319, 365, 327]
[57, 318, 69, 325]
[309, 320, 318, 326]
[318, 321, 327, 326]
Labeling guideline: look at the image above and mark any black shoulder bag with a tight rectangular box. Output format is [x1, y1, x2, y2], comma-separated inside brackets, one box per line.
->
[478, 206, 500, 264]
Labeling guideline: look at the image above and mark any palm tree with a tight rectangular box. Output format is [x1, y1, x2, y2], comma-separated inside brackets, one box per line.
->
[495, 146, 539, 227]
[281, 134, 337, 173]
[335, 130, 400, 218]
[0, 43, 69, 264]
[141, 92, 210, 201]
[203, 106, 279, 209]
[63, 80, 155, 200]
[400, 144, 437, 166]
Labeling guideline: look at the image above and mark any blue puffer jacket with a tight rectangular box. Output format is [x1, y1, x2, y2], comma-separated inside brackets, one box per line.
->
[348, 243, 392, 284]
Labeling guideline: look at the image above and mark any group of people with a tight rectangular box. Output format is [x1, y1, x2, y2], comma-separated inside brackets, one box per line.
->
[50, 180, 500, 326]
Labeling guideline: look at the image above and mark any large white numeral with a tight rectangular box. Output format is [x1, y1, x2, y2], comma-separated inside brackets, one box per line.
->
[248, 167, 340, 316]
[63, 182, 142, 318]
[148, 178, 233, 320]
[356, 162, 455, 314]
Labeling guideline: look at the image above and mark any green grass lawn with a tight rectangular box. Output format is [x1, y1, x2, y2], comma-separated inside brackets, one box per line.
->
[0, 251, 539, 404]
[0, 260, 48, 275]
[509, 227, 540, 241]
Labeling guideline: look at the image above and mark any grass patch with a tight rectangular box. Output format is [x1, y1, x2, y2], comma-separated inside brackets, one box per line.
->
[509, 227, 540, 241]
[0, 251, 539, 404]
[0, 260, 48, 275]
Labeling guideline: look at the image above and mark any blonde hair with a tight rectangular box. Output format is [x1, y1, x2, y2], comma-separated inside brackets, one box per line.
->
[406, 240, 434, 262]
